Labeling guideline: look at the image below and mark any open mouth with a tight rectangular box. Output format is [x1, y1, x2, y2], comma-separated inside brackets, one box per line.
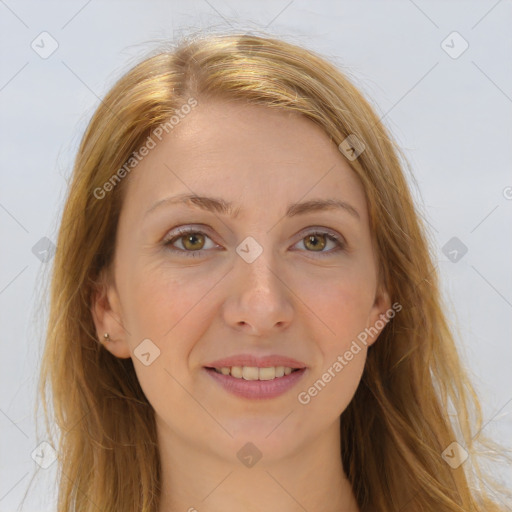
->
[204, 365, 307, 399]
[205, 366, 302, 381]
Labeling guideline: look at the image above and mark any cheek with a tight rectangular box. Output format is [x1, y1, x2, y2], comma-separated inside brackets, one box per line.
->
[121, 266, 217, 422]
[120, 263, 223, 409]
[122, 262, 217, 342]
[296, 351, 366, 433]
[295, 269, 374, 414]
[296, 278, 372, 417]
[304, 268, 376, 349]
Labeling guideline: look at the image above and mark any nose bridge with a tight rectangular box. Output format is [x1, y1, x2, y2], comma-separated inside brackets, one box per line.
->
[224, 232, 293, 333]
[235, 232, 281, 298]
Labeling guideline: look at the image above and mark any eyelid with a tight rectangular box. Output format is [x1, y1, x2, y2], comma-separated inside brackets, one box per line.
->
[162, 225, 220, 252]
[292, 228, 346, 256]
[296, 226, 345, 244]
[163, 225, 346, 257]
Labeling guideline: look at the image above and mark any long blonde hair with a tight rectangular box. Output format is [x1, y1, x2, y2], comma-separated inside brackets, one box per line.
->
[37, 32, 508, 511]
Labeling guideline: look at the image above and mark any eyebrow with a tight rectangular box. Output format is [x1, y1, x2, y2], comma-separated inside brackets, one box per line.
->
[145, 193, 361, 220]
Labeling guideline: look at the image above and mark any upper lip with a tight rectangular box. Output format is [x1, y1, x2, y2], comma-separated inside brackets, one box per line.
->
[205, 354, 307, 369]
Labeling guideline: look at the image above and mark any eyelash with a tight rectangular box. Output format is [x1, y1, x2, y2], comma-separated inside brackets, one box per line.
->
[162, 227, 346, 258]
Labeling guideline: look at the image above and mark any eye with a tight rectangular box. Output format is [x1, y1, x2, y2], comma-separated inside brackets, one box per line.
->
[163, 227, 218, 256]
[292, 230, 346, 256]
[163, 226, 346, 258]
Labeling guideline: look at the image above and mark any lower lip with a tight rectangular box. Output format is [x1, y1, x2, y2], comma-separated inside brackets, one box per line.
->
[204, 367, 307, 400]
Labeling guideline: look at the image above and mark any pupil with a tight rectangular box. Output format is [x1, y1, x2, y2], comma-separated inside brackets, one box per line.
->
[307, 234, 325, 251]
[185, 233, 203, 250]
[181, 234, 327, 252]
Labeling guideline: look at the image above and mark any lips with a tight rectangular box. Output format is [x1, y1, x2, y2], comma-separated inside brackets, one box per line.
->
[203, 354, 307, 399]
[205, 354, 307, 369]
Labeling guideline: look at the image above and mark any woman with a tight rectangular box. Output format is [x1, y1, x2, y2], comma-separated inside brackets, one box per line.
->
[38, 33, 508, 511]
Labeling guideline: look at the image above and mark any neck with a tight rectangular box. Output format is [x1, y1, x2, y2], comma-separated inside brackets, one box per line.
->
[156, 416, 359, 512]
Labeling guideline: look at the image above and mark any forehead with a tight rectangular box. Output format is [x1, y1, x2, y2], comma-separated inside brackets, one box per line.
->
[121, 99, 367, 220]
[167, 99, 336, 164]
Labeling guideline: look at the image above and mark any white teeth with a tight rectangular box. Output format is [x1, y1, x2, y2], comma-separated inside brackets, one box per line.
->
[242, 366, 259, 380]
[258, 367, 275, 380]
[230, 366, 243, 378]
[213, 366, 298, 380]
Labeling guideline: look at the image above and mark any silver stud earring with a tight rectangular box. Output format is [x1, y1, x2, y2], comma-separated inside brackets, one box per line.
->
[103, 333, 111, 342]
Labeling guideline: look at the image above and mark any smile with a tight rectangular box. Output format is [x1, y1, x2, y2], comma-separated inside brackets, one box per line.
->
[211, 365, 299, 380]
[204, 366, 307, 399]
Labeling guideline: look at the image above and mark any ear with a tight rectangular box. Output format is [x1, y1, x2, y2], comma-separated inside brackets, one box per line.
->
[90, 269, 131, 359]
[366, 282, 392, 347]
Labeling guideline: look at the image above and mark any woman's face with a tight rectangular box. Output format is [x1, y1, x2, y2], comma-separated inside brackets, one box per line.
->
[93, 98, 390, 463]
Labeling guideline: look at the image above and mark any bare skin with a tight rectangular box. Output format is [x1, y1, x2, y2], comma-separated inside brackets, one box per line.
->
[92, 98, 391, 512]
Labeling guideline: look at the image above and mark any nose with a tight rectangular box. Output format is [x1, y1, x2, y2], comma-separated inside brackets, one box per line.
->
[222, 247, 294, 337]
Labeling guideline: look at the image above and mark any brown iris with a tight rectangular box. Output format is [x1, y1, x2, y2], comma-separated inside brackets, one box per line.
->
[182, 233, 206, 250]
[303, 234, 327, 251]
[178, 232, 328, 252]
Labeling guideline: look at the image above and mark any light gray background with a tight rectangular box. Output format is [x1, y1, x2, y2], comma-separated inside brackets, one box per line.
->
[1, 1, 511, 510]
